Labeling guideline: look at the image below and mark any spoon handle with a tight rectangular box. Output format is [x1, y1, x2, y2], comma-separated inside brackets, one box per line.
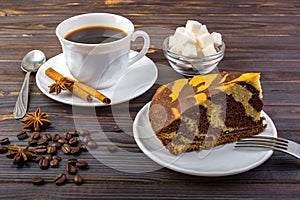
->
[13, 71, 31, 119]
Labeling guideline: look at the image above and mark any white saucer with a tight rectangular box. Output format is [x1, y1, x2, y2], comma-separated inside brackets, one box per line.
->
[133, 102, 277, 177]
[36, 52, 158, 106]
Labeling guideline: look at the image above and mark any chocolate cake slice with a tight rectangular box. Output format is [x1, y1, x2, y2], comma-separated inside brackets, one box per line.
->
[149, 72, 267, 155]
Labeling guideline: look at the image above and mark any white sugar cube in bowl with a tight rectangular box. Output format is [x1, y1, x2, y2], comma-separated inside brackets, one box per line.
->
[163, 20, 225, 76]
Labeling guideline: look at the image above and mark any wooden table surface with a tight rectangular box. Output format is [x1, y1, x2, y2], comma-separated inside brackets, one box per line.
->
[0, 0, 299, 199]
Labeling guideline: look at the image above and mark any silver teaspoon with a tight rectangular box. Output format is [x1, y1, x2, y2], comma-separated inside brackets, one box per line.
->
[13, 50, 46, 119]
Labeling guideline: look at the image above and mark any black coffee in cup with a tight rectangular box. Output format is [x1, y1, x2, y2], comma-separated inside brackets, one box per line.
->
[64, 26, 127, 44]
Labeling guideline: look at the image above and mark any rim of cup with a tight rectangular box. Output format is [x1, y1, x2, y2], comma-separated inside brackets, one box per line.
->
[55, 13, 134, 47]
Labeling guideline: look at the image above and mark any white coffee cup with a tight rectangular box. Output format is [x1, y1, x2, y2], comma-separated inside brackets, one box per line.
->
[56, 13, 150, 89]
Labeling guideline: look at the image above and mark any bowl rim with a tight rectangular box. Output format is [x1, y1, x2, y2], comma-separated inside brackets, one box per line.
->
[163, 36, 226, 62]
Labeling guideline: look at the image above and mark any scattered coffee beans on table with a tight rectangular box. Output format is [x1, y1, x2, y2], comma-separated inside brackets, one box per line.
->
[0, 128, 94, 186]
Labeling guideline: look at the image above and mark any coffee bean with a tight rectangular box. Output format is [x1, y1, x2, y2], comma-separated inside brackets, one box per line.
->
[67, 130, 79, 137]
[34, 145, 47, 154]
[67, 158, 78, 165]
[74, 174, 84, 185]
[51, 142, 61, 149]
[0, 146, 8, 154]
[82, 136, 92, 143]
[6, 153, 15, 159]
[71, 146, 81, 155]
[28, 139, 38, 146]
[52, 134, 61, 142]
[0, 138, 10, 145]
[79, 143, 87, 151]
[34, 155, 44, 163]
[31, 132, 40, 140]
[54, 173, 67, 185]
[47, 146, 56, 154]
[37, 138, 48, 146]
[76, 161, 88, 169]
[87, 141, 97, 149]
[32, 177, 45, 185]
[113, 125, 122, 132]
[64, 132, 74, 140]
[52, 155, 62, 162]
[42, 133, 52, 141]
[45, 154, 52, 160]
[17, 131, 28, 140]
[107, 145, 118, 153]
[66, 163, 77, 175]
[79, 129, 90, 137]
[62, 144, 71, 154]
[50, 159, 59, 168]
[69, 137, 78, 146]
[39, 158, 49, 169]
[58, 138, 67, 145]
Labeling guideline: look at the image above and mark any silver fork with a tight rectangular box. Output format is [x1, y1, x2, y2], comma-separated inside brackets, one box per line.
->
[235, 136, 300, 159]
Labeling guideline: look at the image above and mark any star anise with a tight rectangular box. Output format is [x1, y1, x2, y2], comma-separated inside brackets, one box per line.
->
[20, 107, 52, 131]
[6, 144, 36, 164]
[49, 77, 74, 95]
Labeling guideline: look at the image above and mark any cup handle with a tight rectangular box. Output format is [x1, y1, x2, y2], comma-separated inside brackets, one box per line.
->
[128, 30, 150, 66]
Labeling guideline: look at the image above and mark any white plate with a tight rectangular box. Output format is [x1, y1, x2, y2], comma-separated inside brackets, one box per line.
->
[36, 52, 158, 106]
[133, 102, 277, 176]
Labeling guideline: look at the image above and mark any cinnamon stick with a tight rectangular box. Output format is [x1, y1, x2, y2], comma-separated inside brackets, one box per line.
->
[45, 67, 111, 104]
[74, 82, 111, 104]
[45, 68, 92, 102]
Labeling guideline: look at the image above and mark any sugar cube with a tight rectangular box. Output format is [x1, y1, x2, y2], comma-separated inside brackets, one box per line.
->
[175, 27, 185, 34]
[202, 44, 217, 56]
[169, 44, 182, 54]
[183, 31, 196, 44]
[173, 27, 186, 45]
[197, 33, 214, 49]
[173, 27, 196, 46]
[182, 43, 198, 57]
[185, 20, 202, 36]
[211, 32, 222, 47]
[199, 25, 209, 35]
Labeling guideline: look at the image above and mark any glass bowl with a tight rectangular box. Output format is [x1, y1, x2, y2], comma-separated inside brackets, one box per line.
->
[163, 36, 225, 76]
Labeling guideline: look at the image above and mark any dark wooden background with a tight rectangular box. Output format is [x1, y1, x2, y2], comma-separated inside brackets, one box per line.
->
[0, 0, 299, 199]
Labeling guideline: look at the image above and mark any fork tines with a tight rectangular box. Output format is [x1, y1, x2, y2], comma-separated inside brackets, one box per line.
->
[235, 135, 300, 159]
[235, 136, 289, 151]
